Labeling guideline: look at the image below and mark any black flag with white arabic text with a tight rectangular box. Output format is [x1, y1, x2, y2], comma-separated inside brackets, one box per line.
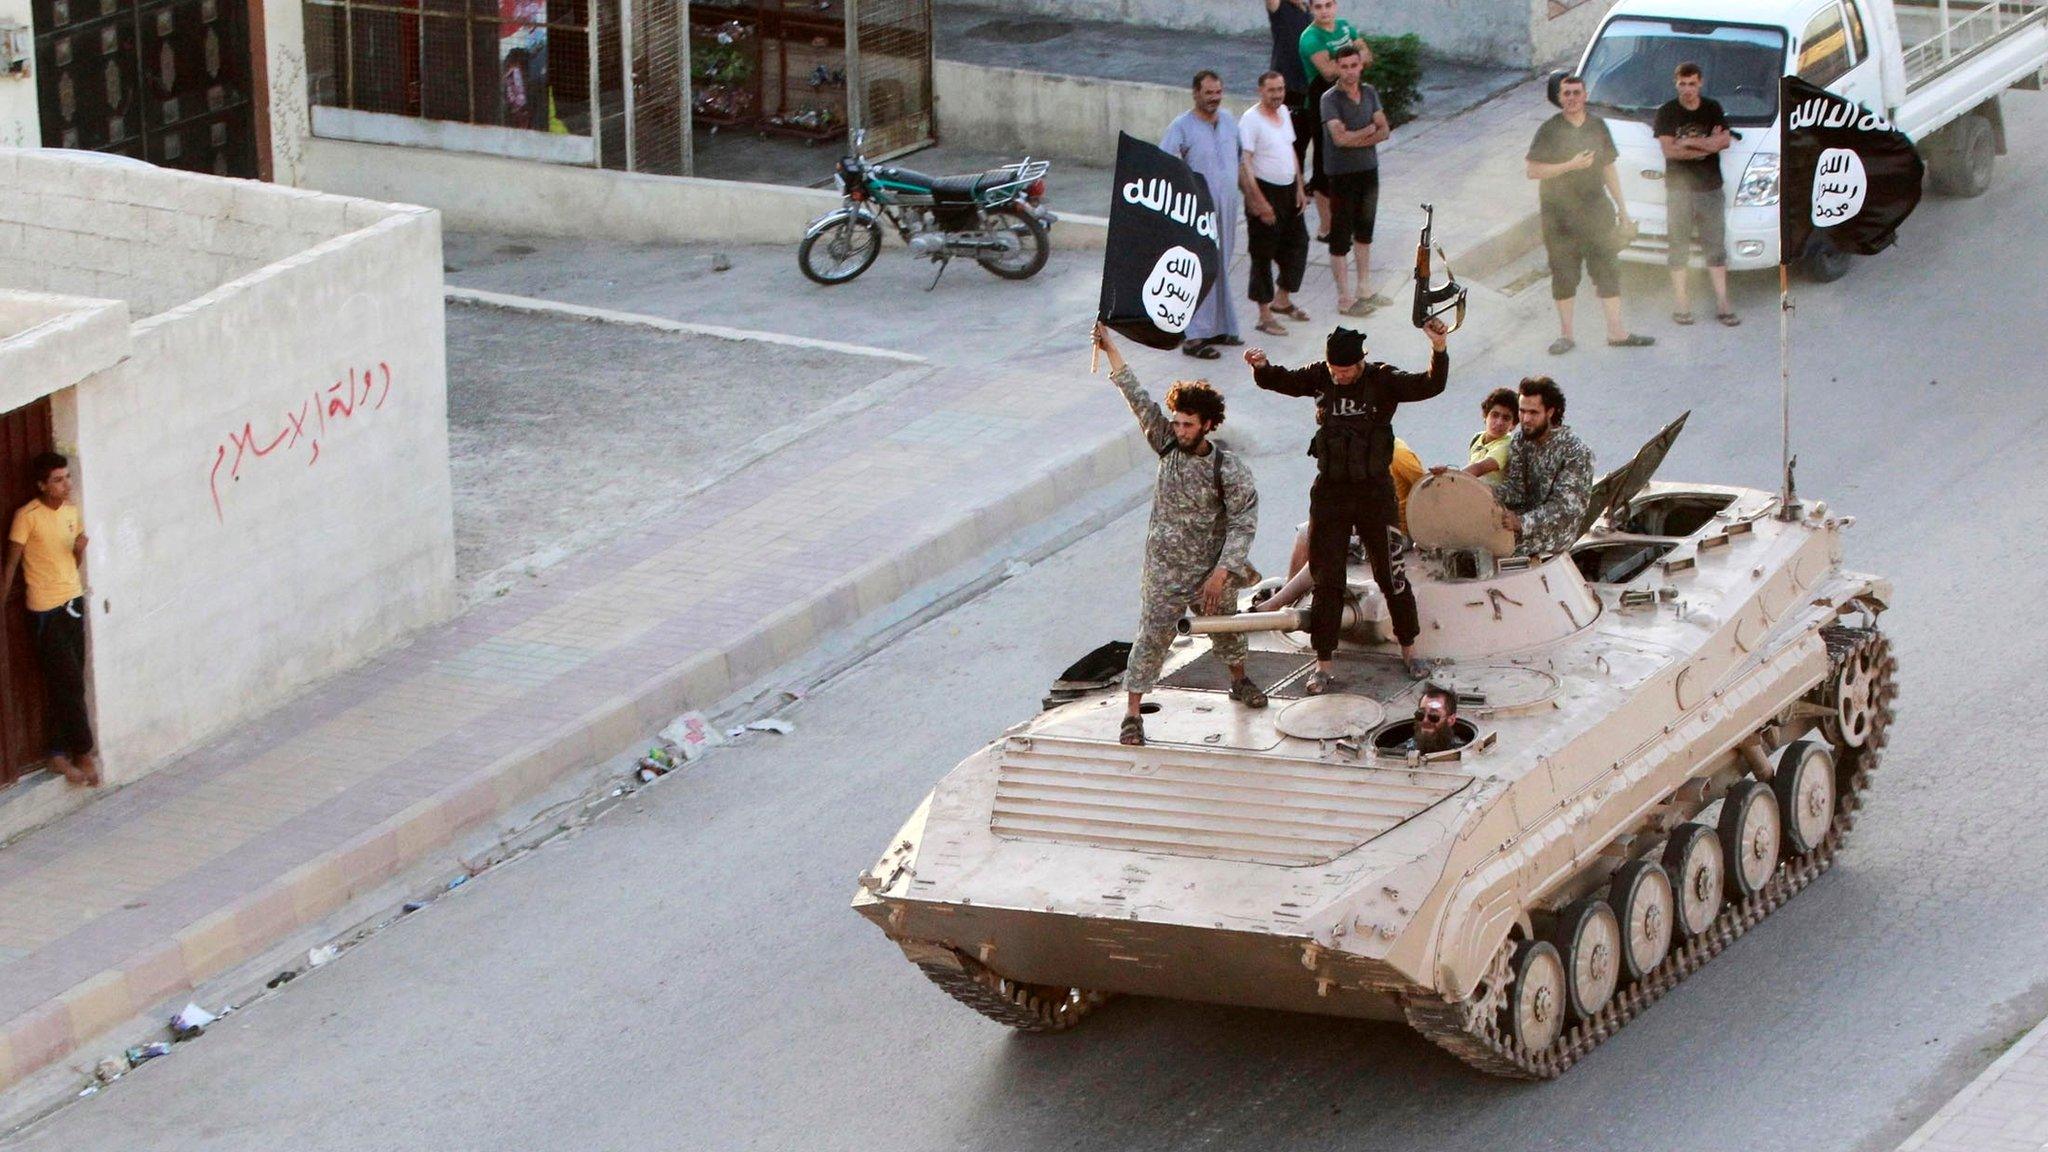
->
[1779, 75, 1924, 262]
[1098, 133, 1222, 350]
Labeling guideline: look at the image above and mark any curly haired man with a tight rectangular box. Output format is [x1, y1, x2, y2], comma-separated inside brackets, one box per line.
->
[1094, 323, 1263, 746]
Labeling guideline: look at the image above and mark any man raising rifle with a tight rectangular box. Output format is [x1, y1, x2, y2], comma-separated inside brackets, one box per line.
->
[1246, 320, 1449, 690]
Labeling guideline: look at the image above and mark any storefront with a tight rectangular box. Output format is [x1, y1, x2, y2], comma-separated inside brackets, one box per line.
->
[299, 0, 930, 178]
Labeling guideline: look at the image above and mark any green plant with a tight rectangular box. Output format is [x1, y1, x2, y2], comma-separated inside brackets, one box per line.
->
[692, 37, 752, 86]
[1362, 33, 1424, 127]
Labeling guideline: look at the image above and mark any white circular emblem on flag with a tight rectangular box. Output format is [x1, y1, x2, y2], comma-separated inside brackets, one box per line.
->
[1141, 245, 1203, 334]
[1811, 147, 1868, 228]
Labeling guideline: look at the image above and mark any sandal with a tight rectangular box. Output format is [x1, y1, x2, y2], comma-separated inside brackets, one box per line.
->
[1339, 299, 1373, 318]
[1276, 303, 1311, 321]
[1211, 334, 1244, 346]
[1361, 292, 1393, 308]
[1547, 336, 1575, 355]
[1181, 339, 1222, 360]
[1672, 310, 1695, 325]
[1119, 715, 1146, 746]
[1718, 311, 1741, 327]
[1303, 670, 1339, 696]
[1229, 677, 1270, 709]
[1608, 333, 1656, 347]
[1255, 319, 1288, 336]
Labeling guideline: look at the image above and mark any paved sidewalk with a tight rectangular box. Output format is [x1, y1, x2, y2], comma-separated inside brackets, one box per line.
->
[1900, 1016, 2048, 1151]
[0, 319, 1149, 1096]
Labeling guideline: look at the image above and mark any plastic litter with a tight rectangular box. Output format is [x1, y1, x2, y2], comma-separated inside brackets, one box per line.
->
[446, 875, 468, 891]
[659, 712, 725, 763]
[95, 1055, 129, 1083]
[744, 718, 795, 735]
[170, 1003, 216, 1040]
[266, 970, 298, 989]
[711, 253, 734, 272]
[126, 1042, 171, 1065]
[402, 900, 426, 913]
[307, 945, 338, 967]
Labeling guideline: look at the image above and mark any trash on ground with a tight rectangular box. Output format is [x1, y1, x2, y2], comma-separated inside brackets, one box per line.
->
[744, 718, 795, 735]
[77, 1084, 98, 1098]
[659, 712, 725, 763]
[446, 875, 468, 891]
[94, 1055, 129, 1083]
[170, 1002, 216, 1040]
[307, 945, 338, 967]
[1005, 559, 1032, 578]
[266, 970, 298, 989]
[402, 900, 426, 913]
[126, 1042, 171, 1065]
[711, 253, 734, 272]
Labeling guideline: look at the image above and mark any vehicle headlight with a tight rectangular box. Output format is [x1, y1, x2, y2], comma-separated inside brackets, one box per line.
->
[1733, 152, 1779, 207]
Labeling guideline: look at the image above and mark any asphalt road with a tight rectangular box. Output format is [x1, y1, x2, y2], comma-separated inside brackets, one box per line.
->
[11, 100, 2048, 1152]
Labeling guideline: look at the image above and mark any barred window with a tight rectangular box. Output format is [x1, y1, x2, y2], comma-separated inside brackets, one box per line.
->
[305, 0, 595, 137]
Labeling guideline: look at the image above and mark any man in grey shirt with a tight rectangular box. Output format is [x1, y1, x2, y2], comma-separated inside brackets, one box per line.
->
[1320, 44, 1390, 318]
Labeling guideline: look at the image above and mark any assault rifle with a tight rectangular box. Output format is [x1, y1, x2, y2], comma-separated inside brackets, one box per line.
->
[1411, 203, 1469, 333]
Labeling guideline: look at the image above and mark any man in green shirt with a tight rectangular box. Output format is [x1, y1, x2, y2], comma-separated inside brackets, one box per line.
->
[1297, 0, 1369, 240]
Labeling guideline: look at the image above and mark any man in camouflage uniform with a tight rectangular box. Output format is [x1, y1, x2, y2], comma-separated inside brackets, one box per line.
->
[1495, 375, 1595, 556]
[1094, 323, 1263, 747]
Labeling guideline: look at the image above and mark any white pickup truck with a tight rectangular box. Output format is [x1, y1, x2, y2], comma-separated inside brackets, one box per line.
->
[1574, 0, 2048, 278]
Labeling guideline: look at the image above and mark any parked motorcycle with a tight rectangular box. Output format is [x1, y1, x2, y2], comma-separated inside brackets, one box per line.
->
[798, 131, 1058, 288]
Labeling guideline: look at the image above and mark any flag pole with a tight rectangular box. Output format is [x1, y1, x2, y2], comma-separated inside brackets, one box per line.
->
[1777, 261, 1797, 519]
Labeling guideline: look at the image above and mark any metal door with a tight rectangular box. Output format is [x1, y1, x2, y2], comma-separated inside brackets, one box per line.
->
[32, 0, 260, 176]
[0, 400, 56, 792]
[847, 0, 931, 157]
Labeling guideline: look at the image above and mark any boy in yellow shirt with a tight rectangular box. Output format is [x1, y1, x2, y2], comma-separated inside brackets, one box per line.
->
[2, 452, 96, 786]
[1465, 387, 1517, 486]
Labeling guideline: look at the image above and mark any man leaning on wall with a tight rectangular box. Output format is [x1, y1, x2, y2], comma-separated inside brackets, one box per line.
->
[2, 452, 99, 787]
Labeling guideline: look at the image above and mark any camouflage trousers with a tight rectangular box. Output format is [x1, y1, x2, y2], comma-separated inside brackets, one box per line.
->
[1126, 568, 1247, 695]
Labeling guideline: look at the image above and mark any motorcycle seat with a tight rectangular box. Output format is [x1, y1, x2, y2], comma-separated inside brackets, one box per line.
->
[876, 166, 1015, 200]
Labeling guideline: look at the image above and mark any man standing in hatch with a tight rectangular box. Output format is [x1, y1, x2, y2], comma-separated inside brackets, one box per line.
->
[2, 452, 98, 786]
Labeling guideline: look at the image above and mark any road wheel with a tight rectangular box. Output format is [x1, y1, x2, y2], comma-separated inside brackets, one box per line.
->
[797, 213, 883, 285]
[1552, 897, 1622, 1021]
[1609, 858, 1675, 982]
[1799, 237, 1854, 283]
[1822, 629, 1889, 751]
[1932, 114, 1995, 198]
[1506, 939, 1568, 1052]
[1719, 780, 1782, 899]
[1773, 740, 1838, 855]
[1662, 823, 1723, 938]
[976, 203, 1051, 280]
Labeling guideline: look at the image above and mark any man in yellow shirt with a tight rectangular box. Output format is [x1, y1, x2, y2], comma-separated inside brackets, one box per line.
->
[2, 452, 96, 786]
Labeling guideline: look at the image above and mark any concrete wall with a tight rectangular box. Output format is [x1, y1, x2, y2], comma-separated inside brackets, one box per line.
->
[934, 60, 1251, 168]
[301, 135, 1112, 247]
[0, 155, 379, 317]
[936, 0, 1614, 65]
[0, 149, 456, 785]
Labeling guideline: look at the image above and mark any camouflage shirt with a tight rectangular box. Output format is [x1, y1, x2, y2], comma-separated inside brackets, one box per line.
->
[1111, 365, 1259, 584]
[1496, 423, 1594, 557]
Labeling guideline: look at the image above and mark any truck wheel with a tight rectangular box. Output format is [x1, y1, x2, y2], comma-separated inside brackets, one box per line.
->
[1799, 237, 1853, 284]
[1932, 114, 1996, 198]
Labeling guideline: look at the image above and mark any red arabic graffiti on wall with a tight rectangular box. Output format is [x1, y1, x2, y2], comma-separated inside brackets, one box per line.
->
[208, 361, 394, 523]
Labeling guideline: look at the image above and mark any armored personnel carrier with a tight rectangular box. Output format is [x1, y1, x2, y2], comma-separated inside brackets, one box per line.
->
[852, 423, 1896, 1078]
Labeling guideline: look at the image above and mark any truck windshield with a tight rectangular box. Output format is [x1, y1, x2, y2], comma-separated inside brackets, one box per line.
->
[1581, 18, 1789, 126]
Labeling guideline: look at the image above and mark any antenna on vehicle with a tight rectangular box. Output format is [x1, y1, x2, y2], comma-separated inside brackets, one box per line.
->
[1776, 263, 1799, 521]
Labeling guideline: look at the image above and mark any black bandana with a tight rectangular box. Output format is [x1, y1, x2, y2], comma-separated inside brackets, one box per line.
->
[1326, 327, 1366, 367]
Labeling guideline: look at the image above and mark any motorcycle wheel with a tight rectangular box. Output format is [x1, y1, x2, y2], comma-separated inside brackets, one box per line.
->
[798, 214, 883, 285]
[976, 203, 1051, 281]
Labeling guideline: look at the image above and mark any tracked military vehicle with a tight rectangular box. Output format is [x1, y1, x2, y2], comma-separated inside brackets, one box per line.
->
[852, 421, 1896, 1078]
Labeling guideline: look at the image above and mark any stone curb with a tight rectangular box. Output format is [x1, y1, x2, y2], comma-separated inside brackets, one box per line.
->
[1897, 1013, 2048, 1151]
[0, 411, 1151, 1095]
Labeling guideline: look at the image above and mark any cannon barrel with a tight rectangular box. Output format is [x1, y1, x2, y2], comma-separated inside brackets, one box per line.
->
[1177, 604, 1359, 636]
